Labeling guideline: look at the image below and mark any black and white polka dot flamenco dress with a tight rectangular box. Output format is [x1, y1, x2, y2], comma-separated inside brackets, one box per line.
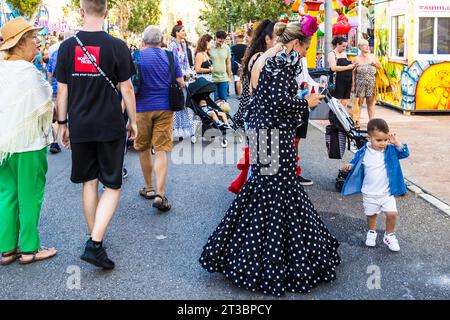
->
[199, 49, 341, 296]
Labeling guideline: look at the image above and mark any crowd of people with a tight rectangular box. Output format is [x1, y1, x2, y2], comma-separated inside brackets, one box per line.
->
[0, 0, 409, 297]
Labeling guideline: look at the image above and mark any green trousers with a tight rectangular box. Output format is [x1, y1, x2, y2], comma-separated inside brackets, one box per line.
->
[0, 148, 48, 253]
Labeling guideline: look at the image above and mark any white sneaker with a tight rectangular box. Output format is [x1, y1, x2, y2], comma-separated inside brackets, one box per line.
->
[383, 233, 400, 252]
[365, 231, 377, 247]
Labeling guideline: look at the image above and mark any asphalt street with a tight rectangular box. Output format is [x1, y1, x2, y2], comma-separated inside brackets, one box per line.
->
[1, 96, 449, 300]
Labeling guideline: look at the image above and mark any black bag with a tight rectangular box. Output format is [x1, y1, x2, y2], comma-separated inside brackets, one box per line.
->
[325, 113, 347, 159]
[132, 51, 143, 95]
[165, 50, 185, 111]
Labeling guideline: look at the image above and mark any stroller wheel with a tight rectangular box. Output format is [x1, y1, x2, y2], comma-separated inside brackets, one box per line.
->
[234, 134, 244, 144]
[221, 138, 228, 148]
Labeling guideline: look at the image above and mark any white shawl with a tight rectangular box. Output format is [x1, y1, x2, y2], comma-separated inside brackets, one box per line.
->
[0, 60, 53, 164]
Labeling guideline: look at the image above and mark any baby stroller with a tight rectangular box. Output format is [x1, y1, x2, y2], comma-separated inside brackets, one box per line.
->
[186, 77, 239, 148]
[320, 89, 368, 191]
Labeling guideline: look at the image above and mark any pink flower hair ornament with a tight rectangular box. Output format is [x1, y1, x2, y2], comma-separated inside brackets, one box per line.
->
[300, 15, 319, 37]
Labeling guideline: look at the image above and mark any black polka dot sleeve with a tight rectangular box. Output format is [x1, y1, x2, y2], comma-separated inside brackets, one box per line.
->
[269, 69, 309, 115]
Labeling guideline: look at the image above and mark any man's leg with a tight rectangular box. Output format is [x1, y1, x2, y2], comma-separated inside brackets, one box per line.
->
[82, 179, 99, 235]
[135, 111, 155, 194]
[214, 82, 220, 101]
[90, 187, 121, 242]
[152, 111, 174, 207]
[90, 138, 126, 242]
[220, 82, 229, 102]
[139, 149, 154, 191]
[71, 142, 100, 235]
[154, 151, 168, 198]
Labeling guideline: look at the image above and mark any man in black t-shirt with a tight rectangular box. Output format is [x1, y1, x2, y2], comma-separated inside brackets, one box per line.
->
[230, 33, 247, 97]
[56, 0, 137, 270]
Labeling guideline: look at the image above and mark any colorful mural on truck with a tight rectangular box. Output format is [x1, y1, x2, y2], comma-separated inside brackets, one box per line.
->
[374, 0, 450, 112]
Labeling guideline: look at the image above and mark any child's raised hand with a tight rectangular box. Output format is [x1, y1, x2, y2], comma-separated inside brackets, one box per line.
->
[342, 164, 352, 172]
[388, 133, 402, 147]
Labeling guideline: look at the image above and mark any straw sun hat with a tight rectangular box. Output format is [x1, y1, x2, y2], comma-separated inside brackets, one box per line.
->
[0, 17, 43, 51]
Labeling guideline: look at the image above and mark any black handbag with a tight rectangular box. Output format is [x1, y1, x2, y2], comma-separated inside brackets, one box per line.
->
[165, 50, 185, 111]
[325, 113, 347, 159]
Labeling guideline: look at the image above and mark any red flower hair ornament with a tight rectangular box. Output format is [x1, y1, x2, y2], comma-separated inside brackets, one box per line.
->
[177, 20, 183, 26]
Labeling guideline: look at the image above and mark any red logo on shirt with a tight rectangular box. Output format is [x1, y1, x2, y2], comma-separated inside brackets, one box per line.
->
[74, 46, 100, 73]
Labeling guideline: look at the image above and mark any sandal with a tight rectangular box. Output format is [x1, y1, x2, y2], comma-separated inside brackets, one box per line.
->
[152, 194, 172, 212]
[0, 249, 19, 266]
[19, 247, 57, 265]
[139, 187, 157, 200]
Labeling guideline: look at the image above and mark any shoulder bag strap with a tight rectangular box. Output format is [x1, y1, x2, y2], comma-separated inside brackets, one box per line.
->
[73, 34, 120, 96]
[165, 50, 176, 84]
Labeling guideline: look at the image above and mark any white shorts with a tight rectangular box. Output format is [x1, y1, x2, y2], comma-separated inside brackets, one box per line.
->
[234, 75, 241, 82]
[363, 194, 397, 216]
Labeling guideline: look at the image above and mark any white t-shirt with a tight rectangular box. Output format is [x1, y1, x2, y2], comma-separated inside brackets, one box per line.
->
[361, 143, 390, 196]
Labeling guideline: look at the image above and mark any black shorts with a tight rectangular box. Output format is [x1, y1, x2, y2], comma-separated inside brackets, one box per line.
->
[71, 138, 126, 189]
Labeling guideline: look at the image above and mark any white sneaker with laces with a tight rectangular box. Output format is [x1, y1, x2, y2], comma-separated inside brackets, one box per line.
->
[365, 231, 377, 247]
[383, 233, 400, 252]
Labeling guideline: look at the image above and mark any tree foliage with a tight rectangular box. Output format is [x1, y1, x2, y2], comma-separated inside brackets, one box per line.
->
[71, 0, 160, 33]
[200, 0, 290, 32]
[8, 0, 42, 18]
[125, 0, 161, 33]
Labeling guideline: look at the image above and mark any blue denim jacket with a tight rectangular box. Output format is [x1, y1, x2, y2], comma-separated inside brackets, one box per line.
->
[342, 143, 410, 197]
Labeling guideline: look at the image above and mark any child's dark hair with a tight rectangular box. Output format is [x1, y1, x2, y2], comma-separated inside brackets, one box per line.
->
[367, 118, 389, 134]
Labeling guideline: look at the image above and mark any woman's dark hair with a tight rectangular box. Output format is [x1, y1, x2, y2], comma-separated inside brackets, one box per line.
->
[241, 19, 276, 82]
[171, 24, 184, 38]
[367, 118, 389, 134]
[196, 34, 213, 54]
[332, 36, 347, 47]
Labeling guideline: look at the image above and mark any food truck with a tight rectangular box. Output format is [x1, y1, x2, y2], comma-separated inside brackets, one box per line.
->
[374, 0, 450, 113]
[295, 0, 450, 114]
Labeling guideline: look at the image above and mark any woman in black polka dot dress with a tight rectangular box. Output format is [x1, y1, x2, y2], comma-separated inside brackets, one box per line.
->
[199, 21, 341, 296]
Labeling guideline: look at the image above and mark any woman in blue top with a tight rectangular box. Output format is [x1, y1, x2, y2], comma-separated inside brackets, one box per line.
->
[167, 22, 195, 142]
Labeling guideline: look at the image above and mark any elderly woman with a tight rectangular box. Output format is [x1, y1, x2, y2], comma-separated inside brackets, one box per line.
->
[0, 17, 57, 265]
[135, 25, 185, 211]
[167, 22, 195, 142]
[352, 39, 382, 127]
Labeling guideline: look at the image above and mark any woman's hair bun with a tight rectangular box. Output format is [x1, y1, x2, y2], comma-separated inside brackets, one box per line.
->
[274, 22, 287, 37]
